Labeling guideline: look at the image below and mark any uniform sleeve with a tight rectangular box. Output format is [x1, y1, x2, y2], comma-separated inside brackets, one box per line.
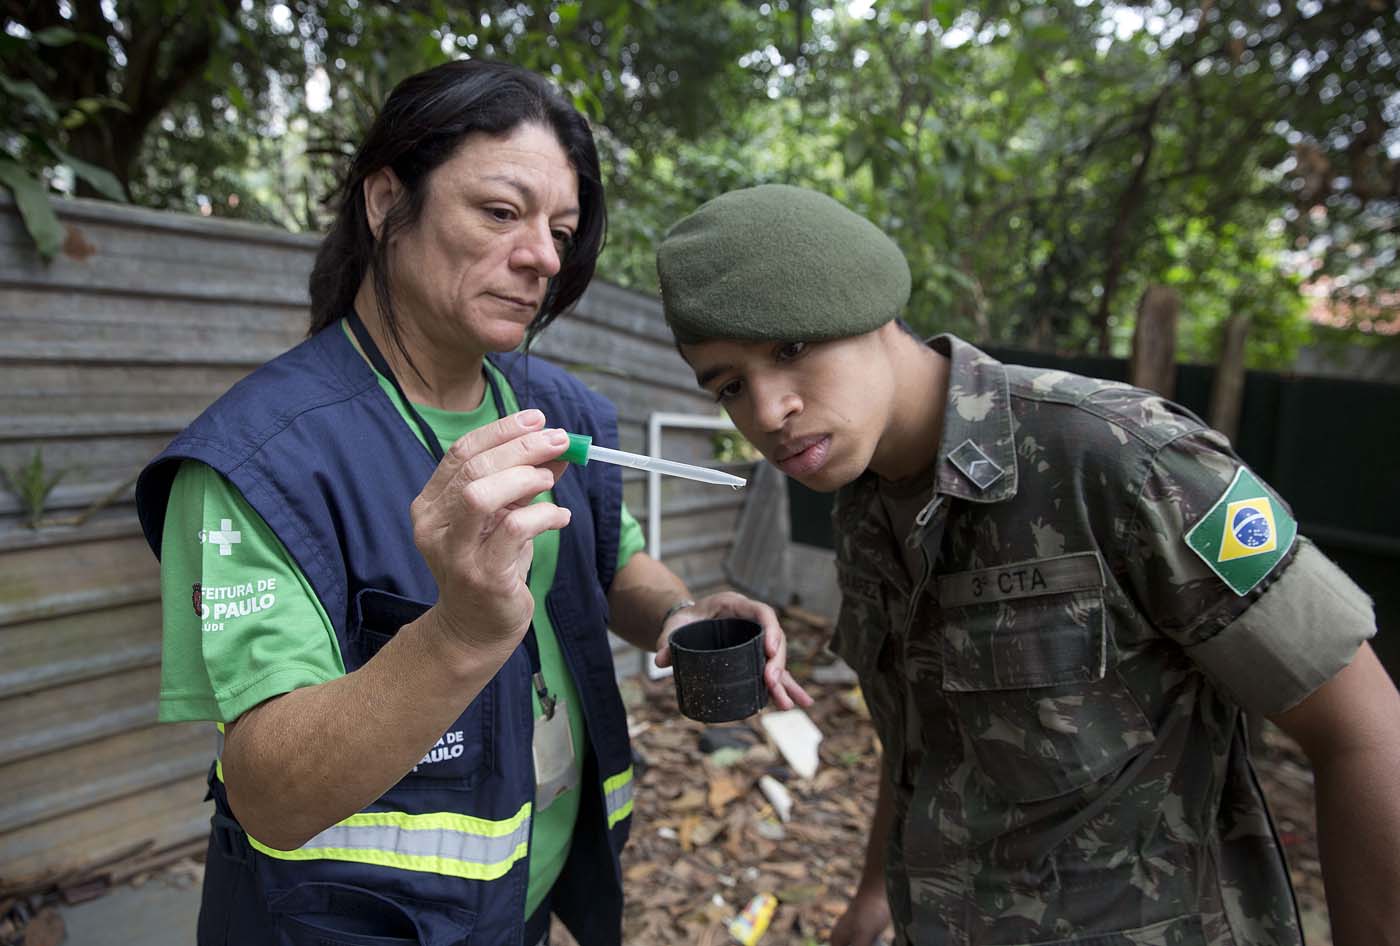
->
[1125, 431, 1375, 715]
[157, 461, 344, 724]
[616, 500, 645, 572]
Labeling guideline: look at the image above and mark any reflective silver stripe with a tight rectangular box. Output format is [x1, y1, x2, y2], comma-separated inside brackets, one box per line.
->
[605, 783, 631, 816]
[604, 773, 633, 829]
[296, 818, 531, 865]
[249, 806, 534, 881]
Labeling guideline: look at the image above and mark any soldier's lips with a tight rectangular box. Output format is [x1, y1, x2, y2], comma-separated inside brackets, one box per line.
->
[775, 435, 831, 477]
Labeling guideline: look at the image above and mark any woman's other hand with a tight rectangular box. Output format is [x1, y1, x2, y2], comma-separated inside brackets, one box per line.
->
[653, 591, 814, 711]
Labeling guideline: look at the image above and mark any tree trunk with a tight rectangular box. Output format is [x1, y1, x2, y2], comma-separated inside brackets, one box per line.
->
[1128, 285, 1179, 398]
[1093, 94, 1164, 355]
[65, 122, 146, 199]
[30, 0, 231, 199]
[1209, 314, 1250, 443]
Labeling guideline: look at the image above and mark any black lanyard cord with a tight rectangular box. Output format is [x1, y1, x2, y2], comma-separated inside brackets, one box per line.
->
[522, 631, 556, 719]
[345, 309, 507, 463]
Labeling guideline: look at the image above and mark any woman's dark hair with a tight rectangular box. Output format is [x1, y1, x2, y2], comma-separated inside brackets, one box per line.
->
[308, 59, 606, 374]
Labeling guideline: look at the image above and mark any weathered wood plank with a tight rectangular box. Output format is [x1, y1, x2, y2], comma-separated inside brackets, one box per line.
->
[530, 318, 700, 397]
[0, 289, 306, 364]
[0, 510, 142, 554]
[0, 722, 210, 834]
[0, 599, 161, 699]
[0, 363, 258, 419]
[571, 281, 672, 344]
[0, 434, 173, 518]
[0, 207, 315, 305]
[0, 772, 210, 890]
[0, 533, 159, 627]
[0, 191, 320, 249]
[0, 665, 160, 766]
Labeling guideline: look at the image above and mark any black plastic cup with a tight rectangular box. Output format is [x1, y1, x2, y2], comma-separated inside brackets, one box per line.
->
[669, 618, 768, 723]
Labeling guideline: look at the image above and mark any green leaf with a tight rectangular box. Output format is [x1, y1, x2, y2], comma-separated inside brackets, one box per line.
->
[0, 75, 60, 123]
[31, 26, 78, 46]
[226, 83, 250, 113]
[49, 145, 127, 202]
[0, 447, 67, 528]
[0, 159, 63, 259]
[61, 95, 130, 129]
[555, 2, 581, 33]
[76, 96, 131, 115]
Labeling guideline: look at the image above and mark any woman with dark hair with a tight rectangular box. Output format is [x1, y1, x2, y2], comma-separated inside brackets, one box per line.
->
[135, 61, 810, 946]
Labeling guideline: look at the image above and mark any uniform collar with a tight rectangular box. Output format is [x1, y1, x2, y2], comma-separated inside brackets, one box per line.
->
[928, 334, 1018, 504]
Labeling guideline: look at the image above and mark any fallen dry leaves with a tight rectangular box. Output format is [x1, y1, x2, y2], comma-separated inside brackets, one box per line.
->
[604, 610, 878, 946]
[547, 610, 1335, 946]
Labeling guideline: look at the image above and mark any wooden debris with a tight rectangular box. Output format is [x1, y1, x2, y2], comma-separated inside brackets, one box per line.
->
[17, 908, 63, 946]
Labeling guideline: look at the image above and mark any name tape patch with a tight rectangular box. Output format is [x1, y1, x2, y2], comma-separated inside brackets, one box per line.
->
[938, 551, 1103, 609]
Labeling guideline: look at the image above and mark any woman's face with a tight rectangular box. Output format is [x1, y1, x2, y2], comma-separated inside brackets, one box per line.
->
[384, 122, 580, 357]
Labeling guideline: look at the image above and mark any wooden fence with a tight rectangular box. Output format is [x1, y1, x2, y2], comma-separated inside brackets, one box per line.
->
[0, 194, 741, 891]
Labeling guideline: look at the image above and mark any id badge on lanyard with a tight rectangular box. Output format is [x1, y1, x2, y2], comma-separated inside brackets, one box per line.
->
[525, 632, 579, 811]
[533, 696, 577, 810]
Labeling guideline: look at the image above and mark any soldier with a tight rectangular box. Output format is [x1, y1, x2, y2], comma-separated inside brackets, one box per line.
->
[655, 184, 1400, 946]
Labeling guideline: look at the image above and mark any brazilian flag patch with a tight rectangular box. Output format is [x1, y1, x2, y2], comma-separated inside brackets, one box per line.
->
[1184, 466, 1297, 595]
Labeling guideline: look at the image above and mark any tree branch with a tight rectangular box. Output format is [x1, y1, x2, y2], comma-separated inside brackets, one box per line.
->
[1092, 91, 1165, 354]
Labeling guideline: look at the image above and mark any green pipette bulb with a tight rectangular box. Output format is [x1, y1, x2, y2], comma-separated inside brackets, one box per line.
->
[561, 433, 746, 489]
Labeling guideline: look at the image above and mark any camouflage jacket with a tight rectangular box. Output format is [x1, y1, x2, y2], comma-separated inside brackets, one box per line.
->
[830, 335, 1374, 946]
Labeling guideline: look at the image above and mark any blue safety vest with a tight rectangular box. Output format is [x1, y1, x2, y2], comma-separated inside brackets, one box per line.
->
[136, 322, 635, 946]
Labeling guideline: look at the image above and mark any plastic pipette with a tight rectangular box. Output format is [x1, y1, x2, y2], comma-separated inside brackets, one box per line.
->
[561, 433, 746, 488]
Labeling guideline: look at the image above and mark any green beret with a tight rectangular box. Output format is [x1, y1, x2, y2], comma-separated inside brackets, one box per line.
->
[657, 184, 910, 345]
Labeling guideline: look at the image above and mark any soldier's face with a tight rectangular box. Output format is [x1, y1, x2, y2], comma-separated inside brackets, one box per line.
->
[683, 328, 897, 491]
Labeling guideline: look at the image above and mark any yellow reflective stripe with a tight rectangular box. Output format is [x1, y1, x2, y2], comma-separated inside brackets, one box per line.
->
[603, 765, 633, 796]
[607, 798, 634, 829]
[247, 838, 529, 882]
[603, 765, 634, 829]
[330, 804, 532, 838]
[246, 802, 534, 882]
[214, 722, 224, 782]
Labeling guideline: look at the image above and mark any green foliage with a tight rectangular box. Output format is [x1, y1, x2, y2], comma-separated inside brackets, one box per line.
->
[0, 22, 128, 256]
[1, 448, 66, 529]
[712, 429, 760, 464]
[5, 1, 1395, 366]
[1134, 214, 1311, 368]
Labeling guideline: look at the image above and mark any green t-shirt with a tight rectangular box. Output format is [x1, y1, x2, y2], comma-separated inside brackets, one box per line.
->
[157, 341, 645, 918]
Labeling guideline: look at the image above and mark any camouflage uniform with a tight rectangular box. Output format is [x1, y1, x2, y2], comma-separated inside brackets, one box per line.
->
[831, 335, 1375, 946]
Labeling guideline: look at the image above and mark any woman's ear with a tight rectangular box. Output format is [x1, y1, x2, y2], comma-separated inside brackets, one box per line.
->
[362, 167, 403, 242]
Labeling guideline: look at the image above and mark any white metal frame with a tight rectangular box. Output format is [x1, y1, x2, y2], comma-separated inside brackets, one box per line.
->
[643, 411, 738, 679]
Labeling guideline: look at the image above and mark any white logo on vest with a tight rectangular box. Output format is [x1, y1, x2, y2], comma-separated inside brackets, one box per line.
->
[199, 518, 242, 556]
